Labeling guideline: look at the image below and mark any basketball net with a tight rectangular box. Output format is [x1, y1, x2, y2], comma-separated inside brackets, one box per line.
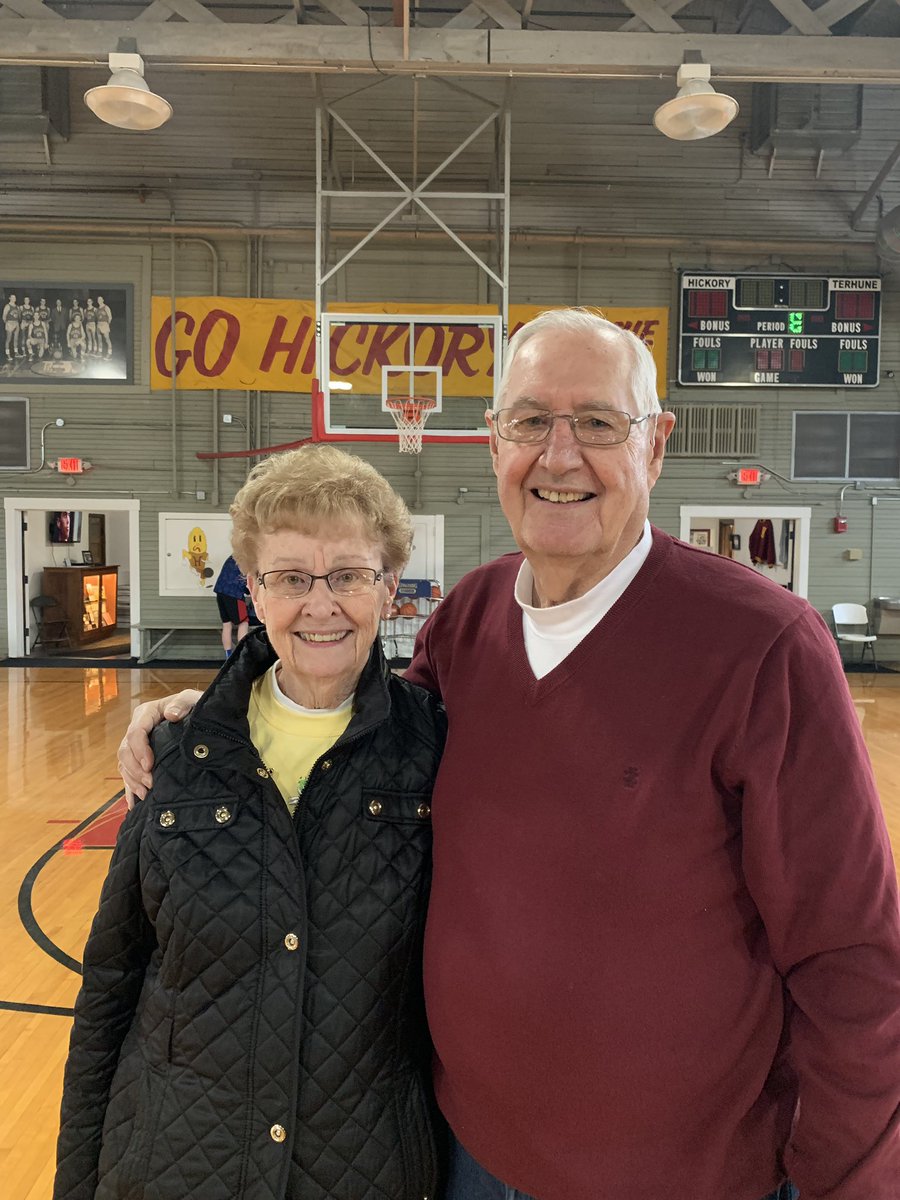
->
[385, 397, 437, 454]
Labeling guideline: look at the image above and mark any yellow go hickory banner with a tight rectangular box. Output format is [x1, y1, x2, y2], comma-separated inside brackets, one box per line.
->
[150, 298, 668, 398]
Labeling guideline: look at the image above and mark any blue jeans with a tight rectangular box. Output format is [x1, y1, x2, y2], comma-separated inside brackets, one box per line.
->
[445, 1134, 800, 1200]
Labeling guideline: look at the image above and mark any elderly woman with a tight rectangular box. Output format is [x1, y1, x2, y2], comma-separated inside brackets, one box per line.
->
[54, 445, 446, 1200]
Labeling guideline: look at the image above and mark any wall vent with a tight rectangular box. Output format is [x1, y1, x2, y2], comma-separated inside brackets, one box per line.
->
[750, 84, 862, 156]
[667, 404, 759, 458]
[0, 67, 69, 141]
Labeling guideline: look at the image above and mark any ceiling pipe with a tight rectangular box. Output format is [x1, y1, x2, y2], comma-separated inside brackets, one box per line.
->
[0, 218, 877, 256]
[2, 52, 900, 87]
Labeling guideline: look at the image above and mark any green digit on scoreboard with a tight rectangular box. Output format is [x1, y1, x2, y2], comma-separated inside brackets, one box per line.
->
[788, 311, 804, 334]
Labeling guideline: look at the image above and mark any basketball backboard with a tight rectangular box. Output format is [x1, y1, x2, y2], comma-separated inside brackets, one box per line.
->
[314, 311, 503, 445]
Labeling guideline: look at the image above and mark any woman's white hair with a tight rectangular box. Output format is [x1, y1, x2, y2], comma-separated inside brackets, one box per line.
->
[495, 307, 662, 417]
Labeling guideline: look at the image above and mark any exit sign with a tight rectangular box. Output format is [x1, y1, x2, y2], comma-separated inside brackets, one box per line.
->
[737, 467, 762, 485]
[57, 457, 84, 474]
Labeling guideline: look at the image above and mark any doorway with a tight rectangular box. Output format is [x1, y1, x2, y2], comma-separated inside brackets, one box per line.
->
[679, 506, 811, 598]
[88, 513, 107, 565]
[3, 497, 141, 659]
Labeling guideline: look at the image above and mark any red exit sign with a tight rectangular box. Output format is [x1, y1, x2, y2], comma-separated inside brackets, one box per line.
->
[737, 467, 762, 485]
[57, 457, 84, 474]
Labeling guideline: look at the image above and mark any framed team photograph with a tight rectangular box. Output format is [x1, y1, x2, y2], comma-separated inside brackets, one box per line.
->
[689, 528, 712, 548]
[1, 283, 133, 384]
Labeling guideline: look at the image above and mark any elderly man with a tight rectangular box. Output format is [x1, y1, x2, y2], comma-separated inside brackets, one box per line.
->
[119, 308, 900, 1200]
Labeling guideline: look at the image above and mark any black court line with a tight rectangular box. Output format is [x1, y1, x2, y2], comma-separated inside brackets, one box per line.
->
[0, 999, 75, 1017]
[17, 792, 125, 977]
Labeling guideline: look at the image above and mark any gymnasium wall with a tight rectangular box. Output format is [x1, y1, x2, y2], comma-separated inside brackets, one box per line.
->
[2, 68, 899, 659]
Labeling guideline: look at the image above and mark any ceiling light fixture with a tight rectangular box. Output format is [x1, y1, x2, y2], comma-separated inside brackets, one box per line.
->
[653, 62, 739, 142]
[84, 47, 172, 132]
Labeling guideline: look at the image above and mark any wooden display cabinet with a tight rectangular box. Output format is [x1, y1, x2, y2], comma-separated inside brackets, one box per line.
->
[42, 565, 119, 646]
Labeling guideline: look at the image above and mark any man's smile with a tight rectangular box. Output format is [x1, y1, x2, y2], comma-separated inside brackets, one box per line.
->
[531, 488, 595, 503]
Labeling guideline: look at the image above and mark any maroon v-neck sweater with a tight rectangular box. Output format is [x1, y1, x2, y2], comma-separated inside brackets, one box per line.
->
[406, 529, 900, 1200]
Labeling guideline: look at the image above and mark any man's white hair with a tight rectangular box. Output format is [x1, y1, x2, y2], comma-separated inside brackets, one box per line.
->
[495, 307, 662, 418]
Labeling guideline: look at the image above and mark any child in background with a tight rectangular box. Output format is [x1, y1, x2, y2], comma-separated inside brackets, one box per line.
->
[213, 554, 250, 657]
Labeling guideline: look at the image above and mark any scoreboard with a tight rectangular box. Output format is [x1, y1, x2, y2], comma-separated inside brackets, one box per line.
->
[678, 272, 881, 388]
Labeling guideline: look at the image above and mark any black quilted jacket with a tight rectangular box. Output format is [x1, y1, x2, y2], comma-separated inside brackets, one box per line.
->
[54, 629, 447, 1200]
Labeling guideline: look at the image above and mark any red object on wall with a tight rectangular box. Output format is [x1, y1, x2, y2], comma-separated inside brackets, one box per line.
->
[737, 467, 761, 485]
[834, 516, 848, 533]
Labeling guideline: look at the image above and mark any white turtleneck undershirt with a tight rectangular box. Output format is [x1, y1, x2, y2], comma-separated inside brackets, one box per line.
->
[514, 520, 652, 680]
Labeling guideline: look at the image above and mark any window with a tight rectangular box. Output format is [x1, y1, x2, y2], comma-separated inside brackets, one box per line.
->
[792, 412, 900, 480]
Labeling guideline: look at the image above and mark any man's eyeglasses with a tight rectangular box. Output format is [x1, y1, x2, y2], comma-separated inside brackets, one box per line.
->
[256, 568, 385, 599]
[491, 407, 653, 447]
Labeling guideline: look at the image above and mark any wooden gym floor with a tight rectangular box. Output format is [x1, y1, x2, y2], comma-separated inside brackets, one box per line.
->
[1, 664, 898, 1200]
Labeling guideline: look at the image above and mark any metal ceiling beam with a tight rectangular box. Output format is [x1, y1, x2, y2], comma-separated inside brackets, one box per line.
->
[163, 0, 221, 22]
[618, 1, 685, 34]
[814, 0, 871, 23]
[314, 0, 368, 24]
[0, 0, 63, 19]
[783, 0, 870, 35]
[765, 0, 833, 36]
[851, 139, 900, 229]
[715, 1, 756, 35]
[443, 4, 487, 29]
[469, 0, 521, 29]
[1, 26, 900, 83]
[619, 1, 691, 33]
[133, 0, 221, 23]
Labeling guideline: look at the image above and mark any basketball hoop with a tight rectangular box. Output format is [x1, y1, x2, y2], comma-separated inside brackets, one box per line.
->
[385, 397, 437, 454]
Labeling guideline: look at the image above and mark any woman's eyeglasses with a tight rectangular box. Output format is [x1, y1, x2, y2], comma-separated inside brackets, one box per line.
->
[256, 568, 385, 599]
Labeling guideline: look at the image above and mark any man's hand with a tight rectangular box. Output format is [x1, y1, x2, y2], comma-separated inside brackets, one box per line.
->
[118, 690, 203, 808]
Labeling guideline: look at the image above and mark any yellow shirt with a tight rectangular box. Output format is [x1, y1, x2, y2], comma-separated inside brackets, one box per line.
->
[248, 664, 353, 816]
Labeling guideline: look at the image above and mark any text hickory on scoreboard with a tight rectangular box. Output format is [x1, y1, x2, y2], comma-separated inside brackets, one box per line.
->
[678, 273, 882, 388]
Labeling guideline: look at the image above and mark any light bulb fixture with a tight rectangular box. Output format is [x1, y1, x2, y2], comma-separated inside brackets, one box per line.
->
[84, 50, 172, 132]
[653, 62, 739, 142]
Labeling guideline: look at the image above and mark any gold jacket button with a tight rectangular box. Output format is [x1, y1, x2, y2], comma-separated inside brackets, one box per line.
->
[270, 1124, 286, 1143]
[214, 806, 231, 824]
[256, 767, 269, 779]
[284, 932, 299, 951]
[416, 802, 431, 819]
[159, 810, 176, 828]
[320, 759, 332, 771]
[368, 799, 383, 816]
[192, 744, 209, 760]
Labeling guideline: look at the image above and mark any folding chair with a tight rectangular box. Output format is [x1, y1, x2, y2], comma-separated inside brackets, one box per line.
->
[30, 594, 71, 652]
[831, 603, 878, 670]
